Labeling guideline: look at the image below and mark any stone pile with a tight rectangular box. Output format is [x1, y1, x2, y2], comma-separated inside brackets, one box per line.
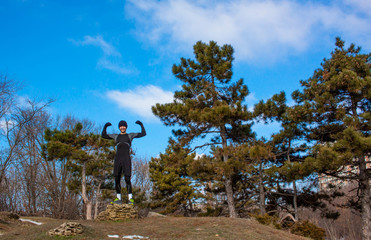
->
[98, 203, 138, 221]
[48, 222, 84, 236]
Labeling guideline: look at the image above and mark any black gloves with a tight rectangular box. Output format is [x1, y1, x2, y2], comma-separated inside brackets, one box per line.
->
[135, 120, 143, 125]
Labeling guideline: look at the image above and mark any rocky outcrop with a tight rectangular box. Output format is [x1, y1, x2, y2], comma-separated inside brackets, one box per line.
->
[97, 203, 138, 221]
[48, 222, 84, 236]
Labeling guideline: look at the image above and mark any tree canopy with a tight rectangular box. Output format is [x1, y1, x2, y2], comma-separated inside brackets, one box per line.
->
[152, 40, 254, 218]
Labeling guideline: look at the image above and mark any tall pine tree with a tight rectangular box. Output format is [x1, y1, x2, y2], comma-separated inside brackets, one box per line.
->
[152, 41, 254, 218]
[292, 38, 370, 239]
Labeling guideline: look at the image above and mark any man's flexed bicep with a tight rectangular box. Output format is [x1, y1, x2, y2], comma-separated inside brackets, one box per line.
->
[134, 120, 146, 138]
[102, 122, 113, 139]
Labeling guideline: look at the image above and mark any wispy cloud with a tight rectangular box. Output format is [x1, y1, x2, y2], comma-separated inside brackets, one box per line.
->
[106, 85, 174, 121]
[245, 92, 258, 111]
[70, 35, 137, 74]
[97, 58, 134, 75]
[125, 0, 371, 63]
[73, 35, 121, 56]
[0, 120, 9, 131]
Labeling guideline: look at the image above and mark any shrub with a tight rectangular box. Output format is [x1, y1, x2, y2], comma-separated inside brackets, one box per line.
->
[290, 220, 326, 240]
[252, 213, 279, 226]
[198, 206, 223, 217]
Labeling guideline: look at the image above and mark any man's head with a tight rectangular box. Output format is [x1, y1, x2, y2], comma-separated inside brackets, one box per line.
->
[118, 120, 127, 134]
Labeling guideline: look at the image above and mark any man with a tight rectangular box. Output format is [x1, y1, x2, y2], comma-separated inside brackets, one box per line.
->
[102, 120, 146, 205]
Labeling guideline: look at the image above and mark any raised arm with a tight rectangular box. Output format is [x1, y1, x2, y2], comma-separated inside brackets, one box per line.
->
[134, 120, 146, 138]
[101, 122, 113, 139]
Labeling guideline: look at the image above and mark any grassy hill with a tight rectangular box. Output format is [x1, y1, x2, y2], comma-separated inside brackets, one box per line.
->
[0, 214, 310, 240]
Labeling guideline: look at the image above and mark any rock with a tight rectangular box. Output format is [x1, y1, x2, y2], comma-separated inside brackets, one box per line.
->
[147, 212, 166, 218]
[97, 203, 138, 221]
[48, 222, 84, 236]
[138, 208, 150, 218]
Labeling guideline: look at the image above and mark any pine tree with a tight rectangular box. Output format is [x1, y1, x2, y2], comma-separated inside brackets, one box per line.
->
[149, 139, 202, 216]
[43, 123, 114, 220]
[152, 41, 254, 217]
[247, 140, 274, 215]
[292, 38, 370, 239]
[254, 91, 309, 220]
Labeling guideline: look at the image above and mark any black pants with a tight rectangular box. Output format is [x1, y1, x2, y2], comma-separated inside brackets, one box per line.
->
[114, 146, 132, 195]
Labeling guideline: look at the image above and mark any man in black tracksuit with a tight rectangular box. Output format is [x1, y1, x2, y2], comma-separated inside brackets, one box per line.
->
[102, 120, 146, 205]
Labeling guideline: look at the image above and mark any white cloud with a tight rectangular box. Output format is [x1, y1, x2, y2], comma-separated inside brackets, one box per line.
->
[125, 0, 371, 63]
[244, 92, 258, 112]
[73, 35, 121, 57]
[0, 120, 8, 130]
[245, 91, 257, 103]
[194, 152, 205, 160]
[344, 0, 371, 14]
[70, 35, 136, 75]
[106, 85, 174, 121]
[16, 95, 31, 107]
[97, 58, 136, 75]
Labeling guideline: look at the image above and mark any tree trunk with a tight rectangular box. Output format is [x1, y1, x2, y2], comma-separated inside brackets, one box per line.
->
[94, 181, 102, 220]
[258, 160, 266, 215]
[220, 126, 238, 218]
[189, 199, 194, 214]
[86, 202, 92, 220]
[224, 176, 238, 218]
[359, 155, 370, 240]
[81, 162, 92, 220]
[293, 180, 298, 221]
[287, 140, 298, 221]
[57, 159, 68, 219]
[206, 181, 214, 207]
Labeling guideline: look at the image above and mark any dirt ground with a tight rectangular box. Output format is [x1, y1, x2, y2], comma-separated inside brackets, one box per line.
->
[0, 214, 310, 240]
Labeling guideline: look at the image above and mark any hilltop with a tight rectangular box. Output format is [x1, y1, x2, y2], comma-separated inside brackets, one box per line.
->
[0, 214, 309, 240]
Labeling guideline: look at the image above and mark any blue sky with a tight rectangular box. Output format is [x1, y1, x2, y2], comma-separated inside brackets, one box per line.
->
[1, 0, 370, 159]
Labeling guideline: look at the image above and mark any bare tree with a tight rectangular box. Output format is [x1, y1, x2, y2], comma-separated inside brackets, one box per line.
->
[0, 74, 18, 120]
[0, 75, 54, 215]
[0, 98, 53, 186]
[132, 156, 152, 199]
[15, 110, 51, 215]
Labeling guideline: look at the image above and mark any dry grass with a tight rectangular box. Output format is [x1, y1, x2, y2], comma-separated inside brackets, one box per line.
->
[0, 215, 310, 240]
